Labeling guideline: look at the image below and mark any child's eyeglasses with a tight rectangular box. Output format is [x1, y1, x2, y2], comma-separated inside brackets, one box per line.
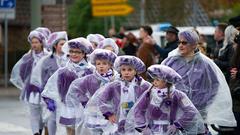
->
[69, 50, 84, 54]
[177, 41, 188, 45]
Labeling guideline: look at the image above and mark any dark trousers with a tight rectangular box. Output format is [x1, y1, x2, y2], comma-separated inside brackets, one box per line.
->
[233, 112, 240, 135]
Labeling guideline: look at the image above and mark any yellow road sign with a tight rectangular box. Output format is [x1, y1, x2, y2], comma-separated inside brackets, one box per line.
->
[92, 4, 133, 17]
[91, 0, 127, 5]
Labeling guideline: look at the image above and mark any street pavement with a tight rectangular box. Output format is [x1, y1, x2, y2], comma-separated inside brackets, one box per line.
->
[0, 87, 31, 135]
[0, 87, 219, 135]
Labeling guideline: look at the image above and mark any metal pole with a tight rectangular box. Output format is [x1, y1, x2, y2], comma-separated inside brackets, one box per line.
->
[140, 0, 145, 25]
[4, 13, 8, 88]
[193, 0, 197, 27]
[31, 0, 41, 29]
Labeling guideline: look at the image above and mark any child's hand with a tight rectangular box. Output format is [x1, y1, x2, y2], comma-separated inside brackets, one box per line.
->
[47, 101, 56, 112]
[108, 114, 117, 124]
[44, 98, 56, 112]
[142, 127, 152, 135]
[167, 125, 177, 135]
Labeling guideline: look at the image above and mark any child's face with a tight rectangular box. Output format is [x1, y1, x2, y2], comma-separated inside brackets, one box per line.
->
[69, 48, 85, 63]
[120, 65, 136, 81]
[153, 78, 167, 89]
[54, 39, 66, 55]
[96, 59, 111, 75]
[31, 37, 43, 52]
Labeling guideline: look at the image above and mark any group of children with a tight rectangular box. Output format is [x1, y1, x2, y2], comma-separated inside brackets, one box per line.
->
[11, 27, 233, 135]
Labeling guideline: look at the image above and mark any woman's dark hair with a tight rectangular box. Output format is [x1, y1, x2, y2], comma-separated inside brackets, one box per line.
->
[50, 40, 59, 58]
[30, 37, 44, 53]
[135, 74, 142, 85]
[140, 25, 153, 36]
[84, 54, 88, 62]
[50, 46, 56, 58]
[50, 39, 66, 58]
[126, 32, 137, 44]
[217, 23, 228, 33]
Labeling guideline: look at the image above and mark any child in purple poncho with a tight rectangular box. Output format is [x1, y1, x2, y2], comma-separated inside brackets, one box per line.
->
[66, 48, 117, 107]
[128, 65, 205, 135]
[41, 38, 94, 135]
[86, 34, 105, 49]
[10, 29, 50, 135]
[65, 49, 118, 134]
[92, 55, 152, 134]
[30, 31, 68, 135]
[97, 38, 119, 55]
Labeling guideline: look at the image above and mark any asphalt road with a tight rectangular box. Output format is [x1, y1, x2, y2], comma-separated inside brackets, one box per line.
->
[0, 96, 31, 135]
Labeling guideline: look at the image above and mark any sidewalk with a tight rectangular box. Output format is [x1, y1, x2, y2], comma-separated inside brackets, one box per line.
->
[0, 86, 20, 97]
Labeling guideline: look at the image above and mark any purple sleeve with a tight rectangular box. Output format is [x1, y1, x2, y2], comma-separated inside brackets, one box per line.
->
[135, 81, 151, 99]
[20, 55, 34, 82]
[174, 92, 198, 129]
[82, 67, 94, 77]
[43, 97, 56, 112]
[74, 75, 100, 107]
[73, 77, 90, 107]
[25, 83, 41, 101]
[57, 69, 78, 103]
[99, 82, 119, 119]
[41, 58, 58, 90]
[134, 91, 151, 127]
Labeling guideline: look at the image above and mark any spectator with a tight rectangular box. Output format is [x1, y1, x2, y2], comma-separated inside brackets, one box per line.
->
[194, 29, 208, 55]
[230, 25, 240, 135]
[116, 26, 126, 39]
[123, 32, 139, 56]
[198, 34, 207, 55]
[136, 25, 155, 79]
[212, 23, 228, 59]
[108, 28, 117, 38]
[214, 25, 238, 83]
[154, 26, 179, 62]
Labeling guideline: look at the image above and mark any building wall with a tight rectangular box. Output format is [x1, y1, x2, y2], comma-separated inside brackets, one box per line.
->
[0, 0, 31, 85]
[0, 0, 73, 85]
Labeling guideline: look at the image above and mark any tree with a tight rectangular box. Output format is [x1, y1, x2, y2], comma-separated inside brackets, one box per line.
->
[68, 0, 127, 38]
[68, 0, 102, 38]
[199, 0, 240, 22]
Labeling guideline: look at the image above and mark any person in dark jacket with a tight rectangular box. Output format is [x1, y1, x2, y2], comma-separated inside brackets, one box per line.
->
[154, 26, 179, 63]
[214, 25, 238, 83]
[123, 32, 139, 56]
[137, 25, 155, 79]
[230, 29, 240, 135]
[212, 23, 228, 59]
